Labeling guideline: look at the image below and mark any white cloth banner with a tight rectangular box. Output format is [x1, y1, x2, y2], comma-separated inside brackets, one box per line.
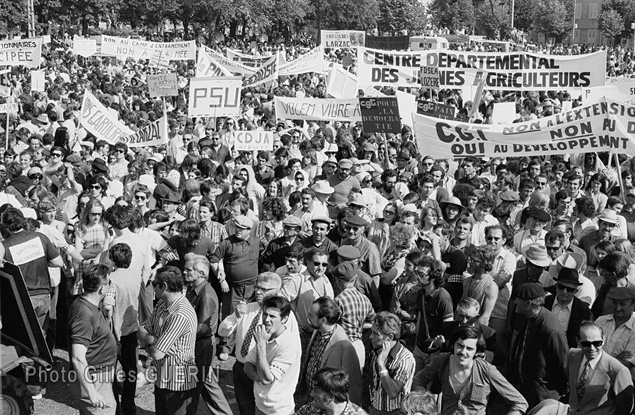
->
[357, 47, 607, 90]
[274, 97, 362, 122]
[203, 45, 254, 76]
[412, 97, 635, 159]
[581, 77, 635, 104]
[101, 35, 196, 61]
[226, 48, 272, 67]
[196, 47, 233, 78]
[73, 36, 97, 57]
[242, 54, 278, 87]
[80, 91, 133, 144]
[118, 116, 168, 147]
[188, 77, 242, 118]
[0, 38, 42, 67]
[279, 47, 326, 75]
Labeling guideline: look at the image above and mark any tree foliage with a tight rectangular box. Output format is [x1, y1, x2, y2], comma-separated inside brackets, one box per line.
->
[599, 8, 625, 44]
[475, 0, 511, 39]
[310, 0, 379, 31]
[533, 0, 571, 42]
[0, 0, 30, 35]
[429, 0, 475, 33]
[601, 0, 635, 43]
[377, 0, 428, 35]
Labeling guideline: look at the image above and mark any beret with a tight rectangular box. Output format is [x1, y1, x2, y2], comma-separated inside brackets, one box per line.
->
[345, 215, 367, 227]
[337, 245, 361, 260]
[234, 215, 254, 229]
[332, 261, 358, 282]
[311, 216, 332, 225]
[526, 206, 551, 222]
[516, 282, 545, 300]
[607, 286, 635, 301]
[282, 216, 302, 227]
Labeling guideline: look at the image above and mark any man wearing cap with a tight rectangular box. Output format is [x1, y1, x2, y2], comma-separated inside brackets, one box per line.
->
[332, 261, 375, 368]
[210, 215, 265, 319]
[315, 157, 338, 182]
[162, 190, 186, 223]
[311, 181, 334, 214]
[595, 286, 635, 378]
[620, 188, 635, 242]
[262, 215, 302, 271]
[341, 215, 382, 282]
[578, 210, 619, 271]
[327, 159, 360, 216]
[509, 283, 568, 409]
[395, 149, 418, 178]
[335, 246, 381, 311]
[543, 268, 592, 348]
[298, 217, 338, 256]
[294, 187, 329, 235]
[512, 206, 551, 256]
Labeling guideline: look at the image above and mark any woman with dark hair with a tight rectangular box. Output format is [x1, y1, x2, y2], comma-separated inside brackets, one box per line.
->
[296, 367, 367, 415]
[73, 198, 109, 295]
[413, 325, 527, 415]
[584, 172, 608, 214]
[53, 127, 71, 153]
[301, 147, 320, 183]
[161, 218, 216, 270]
[256, 197, 286, 245]
[461, 245, 499, 326]
[27, 185, 50, 209]
[368, 202, 399, 257]
[87, 175, 114, 208]
[572, 196, 597, 239]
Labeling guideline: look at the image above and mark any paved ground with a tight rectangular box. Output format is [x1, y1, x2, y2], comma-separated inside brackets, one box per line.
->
[34, 348, 239, 415]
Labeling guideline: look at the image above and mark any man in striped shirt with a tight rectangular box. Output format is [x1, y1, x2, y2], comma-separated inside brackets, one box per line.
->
[138, 266, 198, 415]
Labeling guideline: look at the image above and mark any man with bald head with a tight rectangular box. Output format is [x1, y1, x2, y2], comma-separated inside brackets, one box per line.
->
[218, 272, 299, 415]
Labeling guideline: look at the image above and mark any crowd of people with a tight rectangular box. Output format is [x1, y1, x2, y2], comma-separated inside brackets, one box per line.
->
[5, 34, 635, 415]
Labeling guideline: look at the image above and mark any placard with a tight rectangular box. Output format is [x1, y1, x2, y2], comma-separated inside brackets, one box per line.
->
[420, 66, 439, 89]
[581, 79, 635, 104]
[101, 35, 196, 61]
[416, 100, 455, 120]
[359, 97, 401, 133]
[31, 71, 45, 92]
[321, 31, 365, 48]
[0, 103, 18, 113]
[242, 54, 278, 87]
[188, 77, 242, 118]
[491, 102, 517, 124]
[274, 97, 362, 122]
[73, 37, 97, 57]
[234, 131, 274, 151]
[203, 45, 255, 76]
[0, 38, 42, 67]
[326, 64, 358, 99]
[118, 116, 168, 147]
[412, 97, 635, 159]
[147, 73, 178, 97]
[80, 91, 133, 144]
[196, 47, 233, 77]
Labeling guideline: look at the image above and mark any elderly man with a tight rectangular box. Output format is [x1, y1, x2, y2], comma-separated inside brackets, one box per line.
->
[341, 214, 382, 282]
[183, 254, 231, 415]
[210, 215, 265, 318]
[578, 210, 620, 278]
[295, 187, 329, 235]
[303, 297, 362, 405]
[298, 216, 338, 255]
[262, 215, 302, 271]
[512, 206, 551, 255]
[218, 272, 299, 415]
[509, 283, 569, 409]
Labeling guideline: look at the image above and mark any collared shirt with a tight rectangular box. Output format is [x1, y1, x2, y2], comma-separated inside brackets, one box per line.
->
[294, 202, 329, 233]
[69, 296, 117, 370]
[470, 214, 499, 247]
[595, 313, 635, 366]
[552, 299, 573, 334]
[368, 341, 416, 412]
[513, 229, 547, 256]
[144, 293, 198, 391]
[341, 237, 382, 277]
[305, 329, 335, 389]
[282, 271, 334, 331]
[335, 287, 375, 341]
[621, 208, 635, 242]
[199, 220, 228, 246]
[490, 247, 517, 320]
[210, 234, 263, 285]
[185, 280, 218, 339]
[578, 350, 603, 379]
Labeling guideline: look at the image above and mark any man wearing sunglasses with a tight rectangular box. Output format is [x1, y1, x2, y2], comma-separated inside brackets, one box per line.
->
[595, 286, 635, 375]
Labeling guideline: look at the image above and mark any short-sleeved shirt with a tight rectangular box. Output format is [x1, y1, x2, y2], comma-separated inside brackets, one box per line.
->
[328, 175, 361, 208]
[3, 230, 60, 296]
[210, 234, 263, 285]
[368, 341, 415, 412]
[282, 271, 334, 331]
[341, 237, 382, 277]
[68, 296, 117, 370]
[418, 288, 453, 350]
[335, 287, 375, 341]
[595, 313, 635, 367]
[245, 326, 301, 414]
[167, 235, 216, 270]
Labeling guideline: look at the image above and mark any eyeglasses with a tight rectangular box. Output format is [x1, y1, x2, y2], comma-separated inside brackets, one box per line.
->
[29, 174, 43, 180]
[384, 210, 396, 215]
[91, 185, 101, 190]
[51, 153, 63, 158]
[90, 212, 102, 216]
[313, 262, 329, 268]
[345, 225, 362, 232]
[254, 285, 276, 292]
[211, 137, 220, 140]
[295, 177, 305, 181]
[116, 149, 125, 154]
[580, 340, 603, 348]
[556, 284, 577, 293]
[545, 245, 561, 252]
[135, 195, 147, 200]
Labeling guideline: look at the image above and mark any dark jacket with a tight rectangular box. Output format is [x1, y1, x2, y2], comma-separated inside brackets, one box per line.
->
[544, 294, 592, 349]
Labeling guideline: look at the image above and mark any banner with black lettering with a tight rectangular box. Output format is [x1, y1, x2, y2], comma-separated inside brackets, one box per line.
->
[412, 97, 635, 158]
[0, 38, 42, 67]
[202, 45, 254, 76]
[234, 131, 274, 151]
[357, 47, 606, 90]
[226, 48, 272, 67]
[581, 77, 635, 104]
[188, 77, 242, 118]
[279, 47, 326, 76]
[80, 91, 133, 144]
[196, 47, 233, 77]
[101, 35, 196, 61]
[242, 54, 278, 87]
[274, 97, 362, 122]
[321, 31, 366, 48]
[118, 116, 168, 147]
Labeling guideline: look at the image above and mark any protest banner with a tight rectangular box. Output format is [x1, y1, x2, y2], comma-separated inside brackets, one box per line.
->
[279, 47, 326, 75]
[581, 77, 635, 104]
[226, 48, 272, 67]
[365, 36, 409, 51]
[417, 100, 456, 120]
[73, 37, 97, 57]
[0, 38, 42, 66]
[147, 73, 178, 97]
[420, 66, 439, 89]
[234, 131, 274, 151]
[188, 77, 242, 118]
[321, 31, 366, 48]
[274, 97, 362, 122]
[326, 64, 358, 99]
[395, 90, 417, 122]
[31, 71, 45, 92]
[203, 45, 255, 76]
[359, 85, 387, 97]
[80, 91, 133, 144]
[101, 35, 196, 61]
[359, 97, 401, 133]
[118, 116, 168, 147]
[242, 54, 278, 87]
[196, 47, 233, 78]
[412, 97, 635, 159]
[357, 47, 606, 90]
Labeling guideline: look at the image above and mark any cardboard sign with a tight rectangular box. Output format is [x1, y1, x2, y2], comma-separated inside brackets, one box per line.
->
[147, 73, 178, 97]
[31, 71, 45, 92]
[101, 35, 196, 61]
[118, 116, 168, 147]
[234, 131, 274, 151]
[0, 38, 42, 67]
[188, 76, 242, 118]
[326, 64, 358, 99]
[80, 91, 133, 144]
[412, 97, 635, 158]
[196, 47, 233, 77]
[395, 90, 417, 122]
[242, 54, 278, 87]
[491, 102, 517, 124]
[416, 100, 455, 120]
[420, 67, 440, 89]
[321, 31, 365, 48]
[274, 97, 362, 122]
[0, 103, 18, 113]
[73, 37, 96, 57]
[359, 97, 401, 133]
